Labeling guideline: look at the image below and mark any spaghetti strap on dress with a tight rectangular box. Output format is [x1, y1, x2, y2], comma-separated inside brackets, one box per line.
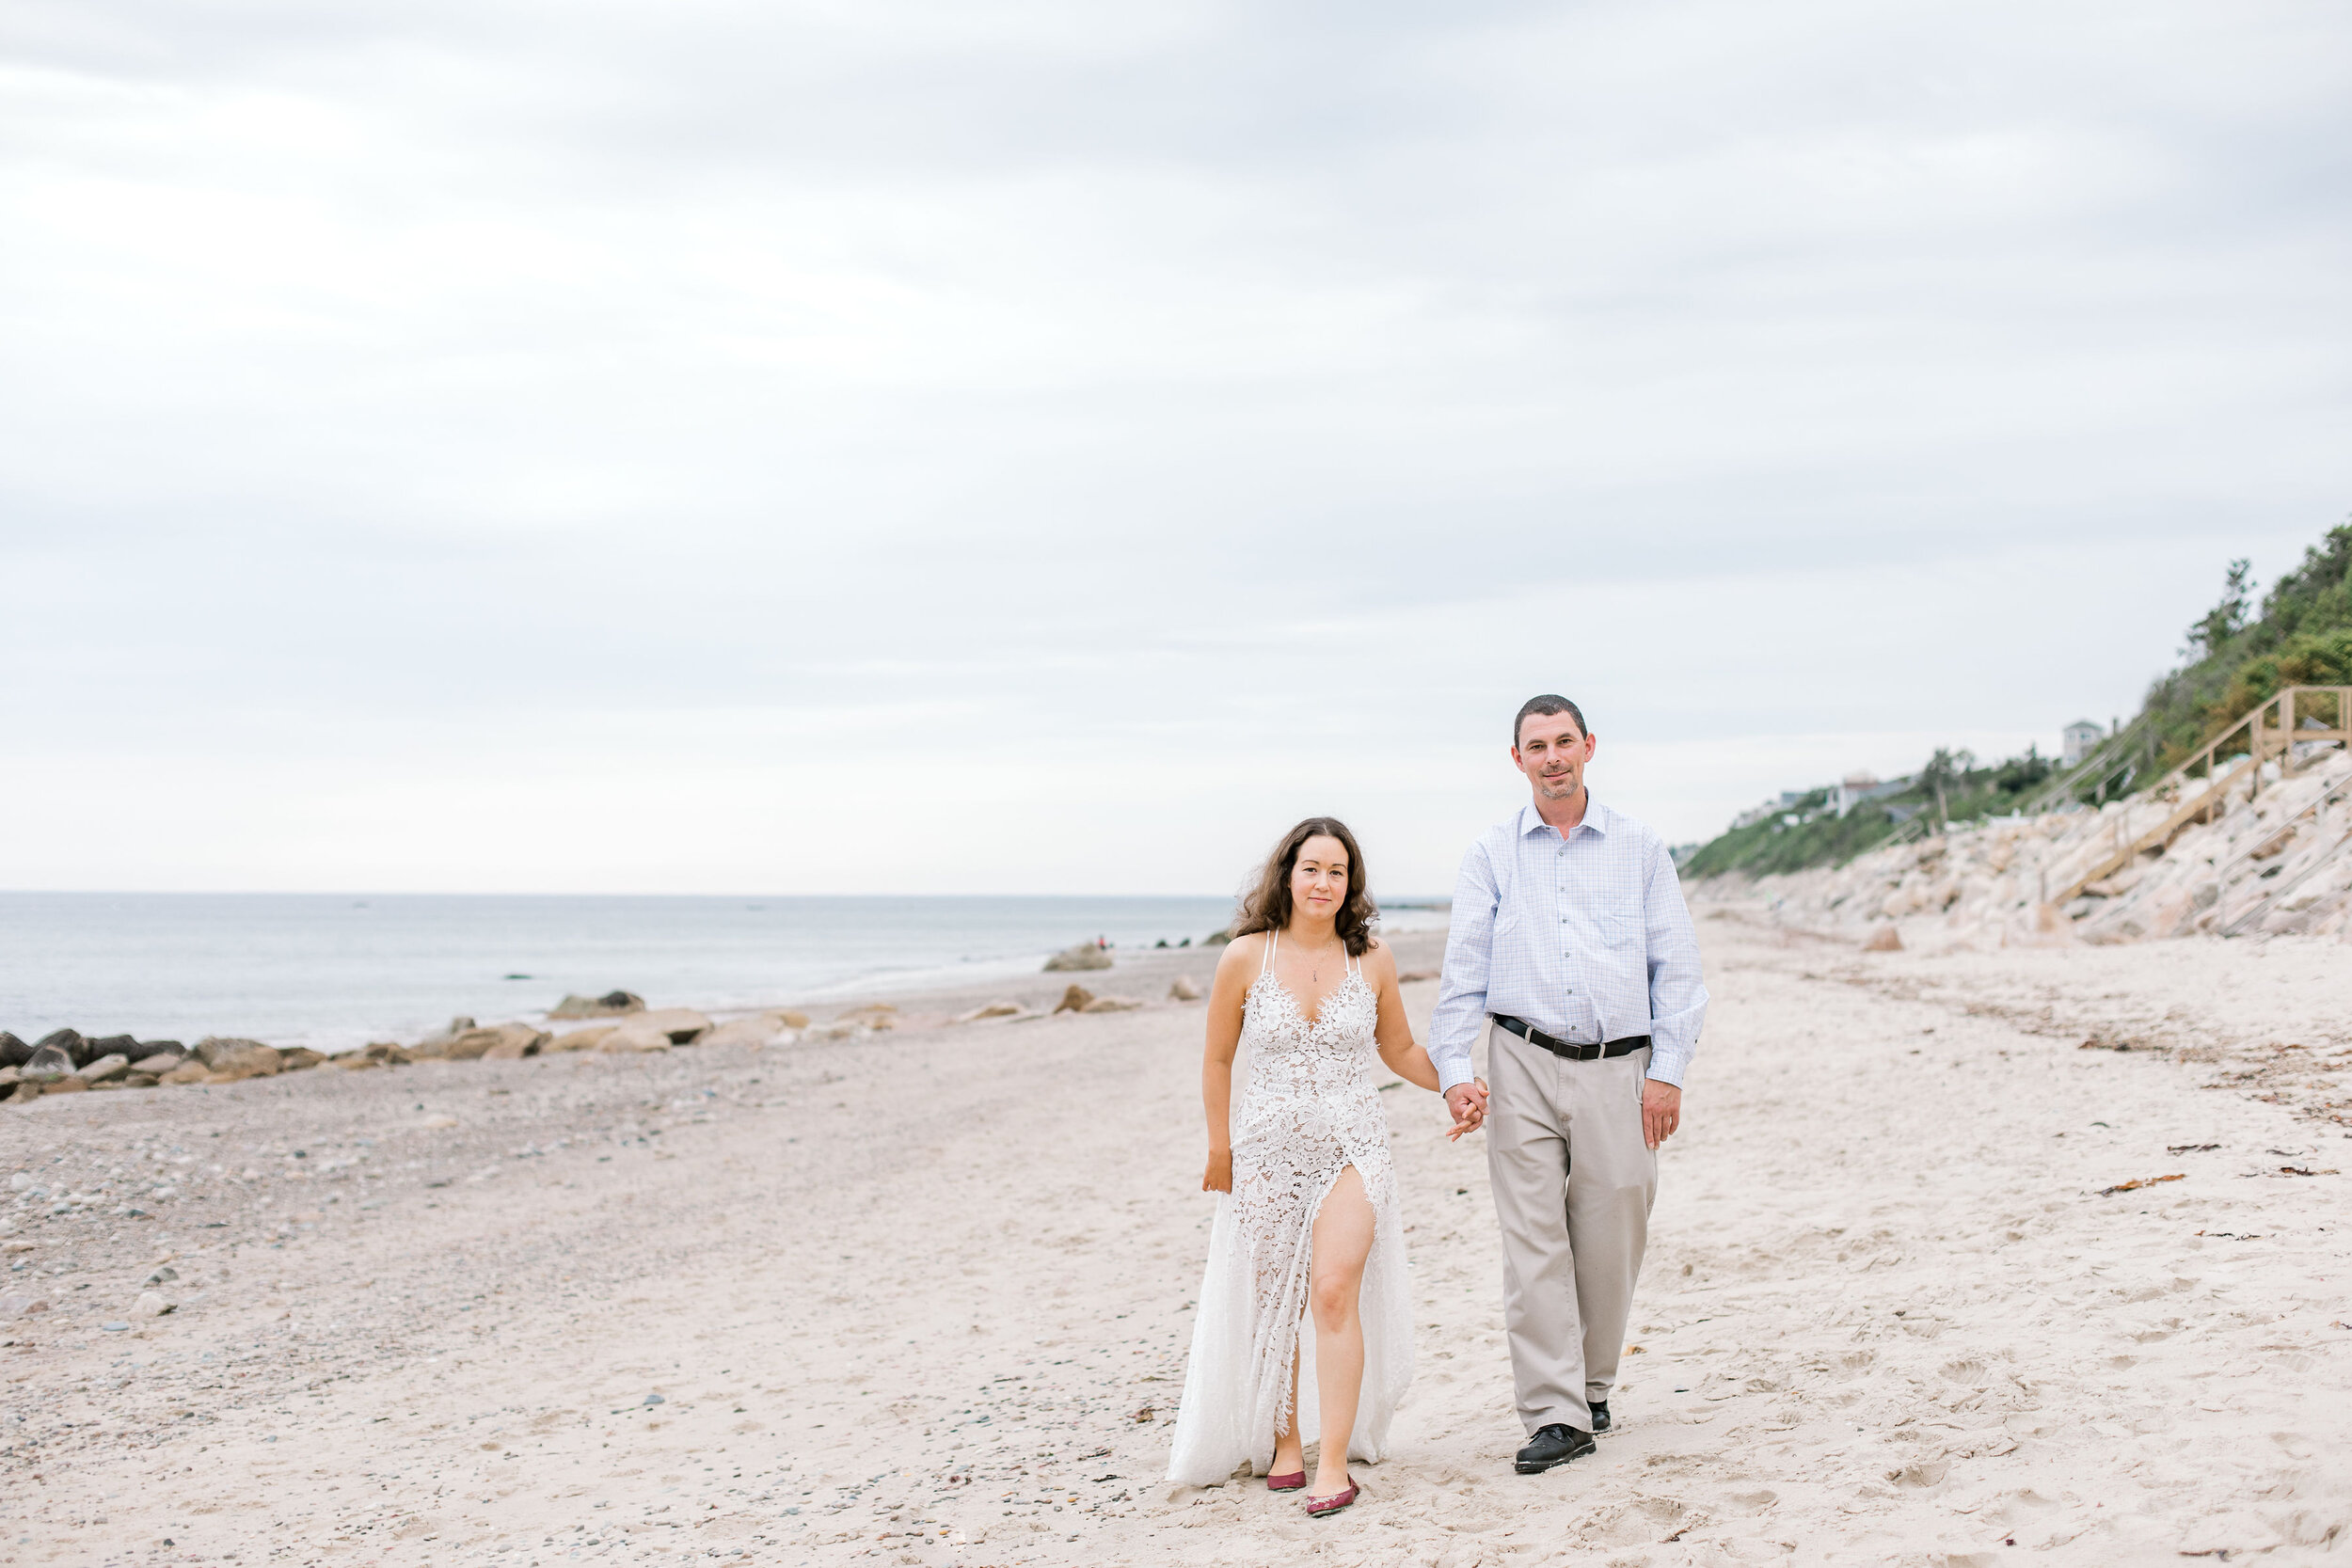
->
[1167, 934, 1415, 1484]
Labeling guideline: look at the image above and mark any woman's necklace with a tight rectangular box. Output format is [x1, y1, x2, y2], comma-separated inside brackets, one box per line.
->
[1295, 935, 1345, 985]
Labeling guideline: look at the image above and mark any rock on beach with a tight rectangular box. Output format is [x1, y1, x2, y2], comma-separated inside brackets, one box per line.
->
[701, 1010, 805, 1048]
[548, 990, 646, 1020]
[206, 1045, 282, 1082]
[22, 1045, 73, 1083]
[333, 1042, 412, 1070]
[34, 1029, 88, 1067]
[596, 1009, 713, 1053]
[1042, 942, 1113, 973]
[193, 1037, 272, 1069]
[416, 1022, 550, 1061]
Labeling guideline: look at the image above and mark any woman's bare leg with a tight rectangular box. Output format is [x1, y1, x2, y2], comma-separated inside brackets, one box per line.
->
[1307, 1164, 1375, 1496]
[1270, 1342, 1305, 1476]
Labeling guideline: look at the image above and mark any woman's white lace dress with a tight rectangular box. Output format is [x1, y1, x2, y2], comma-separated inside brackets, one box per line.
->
[1167, 937, 1414, 1485]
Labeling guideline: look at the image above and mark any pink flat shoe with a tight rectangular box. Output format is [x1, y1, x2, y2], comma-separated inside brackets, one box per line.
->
[1265, 1470, 1306, 1492]
[1304, 1481, 1359, 1517]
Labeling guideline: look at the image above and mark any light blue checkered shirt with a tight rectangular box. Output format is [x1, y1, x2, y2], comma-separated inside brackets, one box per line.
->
[1430, 797, 1708, 1091]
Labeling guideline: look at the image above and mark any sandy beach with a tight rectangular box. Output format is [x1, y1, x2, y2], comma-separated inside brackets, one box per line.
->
[4, 912, 2349, 1567]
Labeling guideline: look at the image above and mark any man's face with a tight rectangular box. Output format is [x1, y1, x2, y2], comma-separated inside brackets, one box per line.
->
[1513, 711, 1595, 802]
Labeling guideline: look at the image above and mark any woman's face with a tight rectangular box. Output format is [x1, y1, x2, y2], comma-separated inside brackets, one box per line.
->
[1290, 834, 1350, 924]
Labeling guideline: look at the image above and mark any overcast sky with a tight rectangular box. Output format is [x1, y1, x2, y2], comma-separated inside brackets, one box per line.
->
[4, 0, 2347, 896]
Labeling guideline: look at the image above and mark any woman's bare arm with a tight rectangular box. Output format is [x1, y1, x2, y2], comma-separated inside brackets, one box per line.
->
[1367, 942, 1484, 1137]
[1199, 934, 1261, 1192]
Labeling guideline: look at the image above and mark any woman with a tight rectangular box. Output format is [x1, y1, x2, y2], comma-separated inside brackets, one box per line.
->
[1166, 816, 1477, 1514]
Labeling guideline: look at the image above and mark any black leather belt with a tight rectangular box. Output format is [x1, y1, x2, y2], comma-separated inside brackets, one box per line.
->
[1491, 1014, 1650, 1062]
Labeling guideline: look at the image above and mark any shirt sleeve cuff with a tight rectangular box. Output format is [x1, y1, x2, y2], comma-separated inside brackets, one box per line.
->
[1437, 1058, 1476, 1094]
[1644, 1046, 1690, 1087]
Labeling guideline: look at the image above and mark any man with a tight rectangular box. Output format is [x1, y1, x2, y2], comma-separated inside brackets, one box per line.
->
[1431, 694, 1708, 1474]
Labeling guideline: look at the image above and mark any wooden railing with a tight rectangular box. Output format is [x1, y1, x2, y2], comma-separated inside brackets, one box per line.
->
[2049, 686, 2352, 906]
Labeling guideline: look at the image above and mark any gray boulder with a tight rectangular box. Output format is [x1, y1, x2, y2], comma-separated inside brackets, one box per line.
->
[0, 1033, 26, 1068]
[22, 1045, 73, 1083]
[549, 990, 646, 1020]
[34, 1029, 88, 1067]
[76, 1054, 131, 1084]
[193, 1036, 271, 1069]
[1042, 942, 1113, 973]
[86, 1034, 139, 1064]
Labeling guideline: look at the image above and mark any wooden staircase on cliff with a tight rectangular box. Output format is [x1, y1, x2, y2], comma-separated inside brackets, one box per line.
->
[2050, 685, 2352, 908]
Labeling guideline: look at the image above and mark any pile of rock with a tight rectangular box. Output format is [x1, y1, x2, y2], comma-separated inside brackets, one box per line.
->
[0, 1031, 332, 1101]
[1042, 942, 1113, 973]
[3, 996, 818, 1105]
[1701, 747, 2352, 950]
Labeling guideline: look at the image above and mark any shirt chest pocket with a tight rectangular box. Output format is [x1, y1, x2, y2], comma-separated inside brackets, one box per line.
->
[1600, 913, 1639, 949]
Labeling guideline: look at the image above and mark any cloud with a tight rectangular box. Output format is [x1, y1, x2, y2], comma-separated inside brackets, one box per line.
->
[1, 0, 2346, 890]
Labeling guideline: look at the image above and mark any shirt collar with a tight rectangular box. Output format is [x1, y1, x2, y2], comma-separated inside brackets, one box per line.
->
[1518, 795, 1612, 841]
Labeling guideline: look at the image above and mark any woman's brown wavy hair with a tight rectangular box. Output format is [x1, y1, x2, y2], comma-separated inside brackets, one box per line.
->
[1232, 816, 1379, 957]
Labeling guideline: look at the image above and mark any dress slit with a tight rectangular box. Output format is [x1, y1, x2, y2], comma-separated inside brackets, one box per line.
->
[1167, 966, 1417, 1486]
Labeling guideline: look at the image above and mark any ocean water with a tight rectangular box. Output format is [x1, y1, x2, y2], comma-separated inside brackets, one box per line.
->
[0, 893, 1450, 1053]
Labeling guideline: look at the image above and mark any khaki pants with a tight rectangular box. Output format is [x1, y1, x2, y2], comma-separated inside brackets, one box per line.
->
[1485, 1021, 1657, 1434]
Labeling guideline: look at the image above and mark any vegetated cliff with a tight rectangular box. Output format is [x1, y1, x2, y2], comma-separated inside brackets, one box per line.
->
[2144, 523, 2352, 768]
[1685, 517, 2352, 880]
[1699, 742, 2352, 949]
[1683, 751, 2053, 879]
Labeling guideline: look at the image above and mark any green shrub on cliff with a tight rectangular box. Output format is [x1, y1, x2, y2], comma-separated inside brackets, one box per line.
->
[1683, 750, 2055, 879]
[1682, 517, 2352, 880]
[2140, 522, 2352, 764]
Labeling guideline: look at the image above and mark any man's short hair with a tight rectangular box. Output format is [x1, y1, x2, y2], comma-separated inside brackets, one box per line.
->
[1514, 694, 1587, 746]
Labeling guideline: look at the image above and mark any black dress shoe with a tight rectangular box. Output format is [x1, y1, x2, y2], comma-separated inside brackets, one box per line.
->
[1514, 1423, 1596, 1474]
[1589, 1400, 1611, 1433]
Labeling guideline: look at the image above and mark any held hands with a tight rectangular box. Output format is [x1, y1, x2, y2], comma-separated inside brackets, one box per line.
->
[1642, 1079, 1682, 1149]
[1202, 1148, 1232, 1193]
[1443, 1078, 1489, 1141]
